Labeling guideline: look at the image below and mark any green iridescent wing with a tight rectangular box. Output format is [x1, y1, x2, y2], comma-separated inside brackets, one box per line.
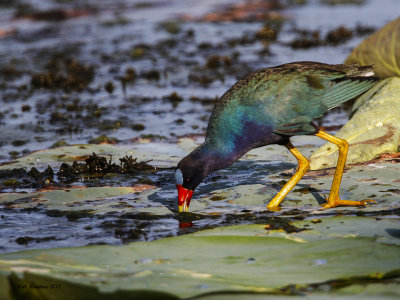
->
[206, 62, 378, 139]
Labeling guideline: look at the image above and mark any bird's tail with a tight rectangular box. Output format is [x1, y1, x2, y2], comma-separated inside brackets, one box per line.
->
[341, 64, 375, 78]
[322, 64, 378, 109]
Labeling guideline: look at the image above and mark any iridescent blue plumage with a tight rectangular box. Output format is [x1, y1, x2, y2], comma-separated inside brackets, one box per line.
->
[176, 61, 378, 210]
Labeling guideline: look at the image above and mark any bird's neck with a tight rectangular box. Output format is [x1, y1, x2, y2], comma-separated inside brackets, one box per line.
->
[193, 121, 286, 175]
[197, 139, 249, 173]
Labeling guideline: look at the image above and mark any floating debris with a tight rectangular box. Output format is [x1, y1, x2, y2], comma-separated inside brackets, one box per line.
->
[88, 135, 118, 144]
[0, 153, 157, 190]
[326, 26, 353, 45]
[246, 257, 256, 264]
[265, 218, 308, 233]
[58, 153, 156, 180]
[194, 0, 285, 22]
[0, 166, 54, 189]
[289, 24, 375, 49]
[31, 58, 95, 91]
[164, 92, 183, 106]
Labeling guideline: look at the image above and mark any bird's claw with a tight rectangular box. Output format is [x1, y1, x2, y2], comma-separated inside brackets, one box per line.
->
[360, 199, 377, 205]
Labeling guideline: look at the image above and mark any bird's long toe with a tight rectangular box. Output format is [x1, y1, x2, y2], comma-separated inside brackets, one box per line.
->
[322, 198, 376, 209]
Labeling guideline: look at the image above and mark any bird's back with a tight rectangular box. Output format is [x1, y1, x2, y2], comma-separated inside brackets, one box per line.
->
[205, 61, 377, 154]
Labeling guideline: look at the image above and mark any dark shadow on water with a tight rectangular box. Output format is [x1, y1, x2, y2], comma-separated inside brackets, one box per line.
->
[147, 184, 177, 211]
[386, 228, 400, 239]
[199, 160, 296, 192]
[311, 191, 326, 205]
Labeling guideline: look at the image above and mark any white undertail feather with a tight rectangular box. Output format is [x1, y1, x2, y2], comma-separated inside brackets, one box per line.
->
[361, 70, 375, 77]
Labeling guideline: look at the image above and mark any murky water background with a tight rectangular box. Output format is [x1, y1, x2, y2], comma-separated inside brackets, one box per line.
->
[1, 0, 400, 253]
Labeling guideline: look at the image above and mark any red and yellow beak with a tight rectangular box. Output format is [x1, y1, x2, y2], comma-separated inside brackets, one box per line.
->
[177, 184, 193, 212]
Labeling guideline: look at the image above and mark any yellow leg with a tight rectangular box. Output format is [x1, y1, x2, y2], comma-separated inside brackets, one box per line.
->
[267, 141, 309, 210]
[315, 130, 375, 209]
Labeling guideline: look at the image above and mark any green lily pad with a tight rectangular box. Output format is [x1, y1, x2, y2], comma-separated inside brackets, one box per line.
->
[0, 216, 399, 299]
[310, 77, 400, 170]
[196, 159, 400, 214]
[345, 17, 400, 78]
[0, 186, 171, 214]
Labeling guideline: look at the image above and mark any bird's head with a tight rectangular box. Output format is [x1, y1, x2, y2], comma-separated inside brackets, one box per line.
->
[175, 153, 208, 213]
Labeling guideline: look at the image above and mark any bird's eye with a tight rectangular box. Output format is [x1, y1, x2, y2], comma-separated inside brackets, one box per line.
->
[174, 168, 183, 185]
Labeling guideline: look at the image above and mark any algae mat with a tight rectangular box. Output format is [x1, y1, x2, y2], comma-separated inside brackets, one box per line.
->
[0, 216, 400, 299]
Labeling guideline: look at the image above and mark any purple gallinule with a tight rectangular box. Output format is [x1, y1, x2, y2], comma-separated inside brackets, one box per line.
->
[175, 61, 378, 212]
